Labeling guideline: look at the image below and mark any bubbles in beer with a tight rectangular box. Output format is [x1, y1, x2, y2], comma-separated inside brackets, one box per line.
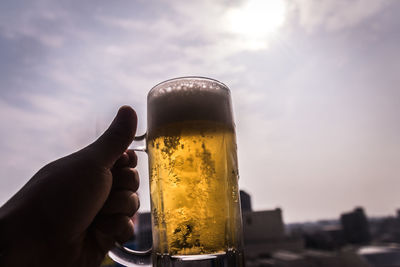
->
[148, 121, 241, 255]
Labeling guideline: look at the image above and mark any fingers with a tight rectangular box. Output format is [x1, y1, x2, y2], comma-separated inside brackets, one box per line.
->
[90, 106, 138, 167]
[113, 152, 130, 169]
[94, 148, 140, 248]
[101, 191, 140, 217]
[112, 168, 139, 192]
[94, 215, 135, 245]
[113, 149, 138, 169]
[126, 150, 138, 167]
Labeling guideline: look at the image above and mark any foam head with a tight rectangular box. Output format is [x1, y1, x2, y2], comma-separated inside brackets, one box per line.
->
[147, 77, 234, 134]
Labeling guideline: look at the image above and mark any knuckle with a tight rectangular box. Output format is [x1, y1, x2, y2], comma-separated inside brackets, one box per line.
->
[127, 150, 138, 167]
[129, 193, 139, 215]
[131, 169, 140, 191]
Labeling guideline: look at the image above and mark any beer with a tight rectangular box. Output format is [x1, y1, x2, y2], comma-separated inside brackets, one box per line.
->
[148, 121, 241, 255]
[147, 79, 243, 257]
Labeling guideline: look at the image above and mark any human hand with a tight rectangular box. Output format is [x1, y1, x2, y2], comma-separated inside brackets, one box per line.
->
[0, 106, 139, 267]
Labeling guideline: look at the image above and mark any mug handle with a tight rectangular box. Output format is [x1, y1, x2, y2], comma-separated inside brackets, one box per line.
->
[108, 134, 152, 266]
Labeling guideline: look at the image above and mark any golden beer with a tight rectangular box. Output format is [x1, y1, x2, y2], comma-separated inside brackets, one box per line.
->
[148, 120, 241, 255]
[144, 77, 244, 266]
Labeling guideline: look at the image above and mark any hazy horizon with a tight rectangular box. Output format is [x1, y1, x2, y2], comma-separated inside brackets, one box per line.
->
[1, 0, 399, 223]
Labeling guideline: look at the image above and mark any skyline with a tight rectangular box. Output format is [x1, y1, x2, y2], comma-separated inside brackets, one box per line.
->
[1, 0, 399, 222]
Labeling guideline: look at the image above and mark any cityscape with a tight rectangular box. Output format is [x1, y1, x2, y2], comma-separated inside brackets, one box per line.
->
[102, 191, 400, 267]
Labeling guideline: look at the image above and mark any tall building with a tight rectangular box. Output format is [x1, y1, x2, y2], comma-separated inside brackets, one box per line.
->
[340, 207, 371, 244]
[136, 212, 152, 250]
[240, 190, 252, 212]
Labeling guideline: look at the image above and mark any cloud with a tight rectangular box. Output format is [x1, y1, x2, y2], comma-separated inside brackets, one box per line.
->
[0, 1, 68, 47]
[292, 0, 394, 33]
[0, 96, 87, 201]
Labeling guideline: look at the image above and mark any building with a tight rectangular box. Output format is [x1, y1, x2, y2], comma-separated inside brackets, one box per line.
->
[358, 245, 400, 267]
[135, 212, 152, 250]
[246, 249, 371, 267]
[340, 207, 371, 244]
[240, 190, 252, 212]
[242, 208, 304, 259]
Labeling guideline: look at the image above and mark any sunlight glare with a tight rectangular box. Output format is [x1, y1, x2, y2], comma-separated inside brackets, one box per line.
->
[225, 0, 286, 50]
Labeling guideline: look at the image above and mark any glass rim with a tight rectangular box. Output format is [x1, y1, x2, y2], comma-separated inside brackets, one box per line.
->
[148, 76, 230, 97]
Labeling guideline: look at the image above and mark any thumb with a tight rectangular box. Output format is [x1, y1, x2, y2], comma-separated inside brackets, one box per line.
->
[90, 106, 137, 167]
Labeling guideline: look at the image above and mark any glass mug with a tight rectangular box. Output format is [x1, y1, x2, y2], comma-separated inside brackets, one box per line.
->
[109, 77, 245, 267]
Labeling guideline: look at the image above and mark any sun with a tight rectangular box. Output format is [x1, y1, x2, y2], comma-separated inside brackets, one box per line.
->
[225, 0, 286, 50]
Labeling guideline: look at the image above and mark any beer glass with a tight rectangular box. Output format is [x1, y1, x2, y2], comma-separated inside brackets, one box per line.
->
[109, 77, 245, 266]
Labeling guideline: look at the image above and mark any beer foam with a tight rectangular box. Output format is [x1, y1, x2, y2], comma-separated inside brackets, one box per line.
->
[148, 77, 234, 133]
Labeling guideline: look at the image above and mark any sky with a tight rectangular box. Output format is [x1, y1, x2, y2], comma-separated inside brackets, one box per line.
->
[0, 0, 399, 223]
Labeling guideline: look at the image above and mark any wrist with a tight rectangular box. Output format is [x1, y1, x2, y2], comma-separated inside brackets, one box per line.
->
[0, 207, 12, 266]
[0, 205, 34, 266]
